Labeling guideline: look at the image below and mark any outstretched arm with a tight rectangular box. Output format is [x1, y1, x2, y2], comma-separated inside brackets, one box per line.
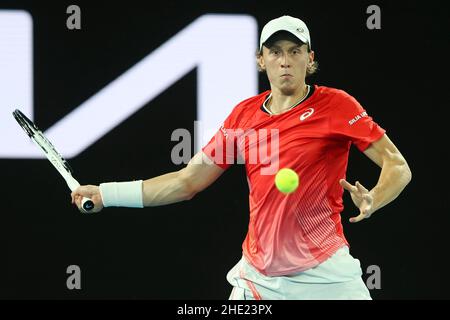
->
[141, 151, 224, 206]
[339, 134, 412, 223]
[71, 151, 224, 212]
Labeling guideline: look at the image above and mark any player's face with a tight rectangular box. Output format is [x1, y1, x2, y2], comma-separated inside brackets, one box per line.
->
[259, 40, 314, 95]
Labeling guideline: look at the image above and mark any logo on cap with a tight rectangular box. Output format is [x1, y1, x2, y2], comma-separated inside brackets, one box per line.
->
[296, 27, 304, 33]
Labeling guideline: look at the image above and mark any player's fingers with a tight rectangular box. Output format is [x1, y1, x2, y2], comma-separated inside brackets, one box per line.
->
[355, 181, 369, 193]
[362, 193, 373, 203]
[71, 192, 79, 204]
[339, 179, 357, 192]
[74, 186, 95, 199]
[74, 195, 80, 208]
[74, 186, 87, 197]
[349, 213, 365, 223]
[70, 191, 78, 204]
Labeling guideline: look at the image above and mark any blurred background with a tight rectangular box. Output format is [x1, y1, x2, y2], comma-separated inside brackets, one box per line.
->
[0, 0, 448, 299]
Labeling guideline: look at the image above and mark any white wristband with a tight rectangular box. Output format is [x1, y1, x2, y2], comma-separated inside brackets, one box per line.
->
[99, 180, 144, 208]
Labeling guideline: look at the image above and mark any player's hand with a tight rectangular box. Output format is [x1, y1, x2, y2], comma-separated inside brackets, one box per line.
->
[339, 179, 374, 223]
[71, 185, 104, 214]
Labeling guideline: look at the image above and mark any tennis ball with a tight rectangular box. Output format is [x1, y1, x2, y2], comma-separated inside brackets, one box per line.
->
[275, 168, 299, 194]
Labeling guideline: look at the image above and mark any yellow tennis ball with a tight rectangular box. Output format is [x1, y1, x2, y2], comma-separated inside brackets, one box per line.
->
[275, 168, 299, 194]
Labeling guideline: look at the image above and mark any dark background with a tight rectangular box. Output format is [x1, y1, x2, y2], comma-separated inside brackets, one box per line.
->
[0, 0, 448, 299]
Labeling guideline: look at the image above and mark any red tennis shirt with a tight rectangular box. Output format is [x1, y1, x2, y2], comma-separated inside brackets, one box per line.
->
[202, 85, 385, 276]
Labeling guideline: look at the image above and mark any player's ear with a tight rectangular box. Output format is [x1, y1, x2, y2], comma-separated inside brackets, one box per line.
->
[308, 50, 315, 65]
[257, 53, 265, 71]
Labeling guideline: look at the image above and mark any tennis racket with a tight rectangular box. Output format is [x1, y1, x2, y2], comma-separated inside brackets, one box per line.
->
[12, 109, 95, 213]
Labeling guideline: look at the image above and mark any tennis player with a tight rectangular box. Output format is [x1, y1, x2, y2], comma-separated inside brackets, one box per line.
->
[72, 15, 412, 299]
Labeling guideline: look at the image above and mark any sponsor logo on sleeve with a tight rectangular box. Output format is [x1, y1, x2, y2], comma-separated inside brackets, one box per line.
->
[348, 111, 368, 125]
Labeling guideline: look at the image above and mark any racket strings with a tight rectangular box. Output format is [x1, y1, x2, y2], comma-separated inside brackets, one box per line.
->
[13, 109, 74, 174]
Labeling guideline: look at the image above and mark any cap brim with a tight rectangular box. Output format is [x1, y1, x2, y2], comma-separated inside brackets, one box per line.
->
[260, 30, 309, 50]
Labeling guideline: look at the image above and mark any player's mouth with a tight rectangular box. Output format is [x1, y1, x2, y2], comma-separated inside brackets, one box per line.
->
[280, 74, 293, 78]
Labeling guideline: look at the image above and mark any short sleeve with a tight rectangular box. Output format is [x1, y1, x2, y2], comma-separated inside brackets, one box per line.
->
[330, 92, 386, 152]
[201, 115, 238, 170]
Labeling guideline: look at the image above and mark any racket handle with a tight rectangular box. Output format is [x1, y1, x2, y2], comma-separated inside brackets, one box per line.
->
[81, 197, 95, 213]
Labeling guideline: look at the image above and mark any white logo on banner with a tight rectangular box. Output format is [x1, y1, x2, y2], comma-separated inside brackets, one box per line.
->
[0, 12, 257, 158]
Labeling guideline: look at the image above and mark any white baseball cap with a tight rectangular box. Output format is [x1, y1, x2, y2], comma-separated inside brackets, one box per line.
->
[259, 15, 311, 50]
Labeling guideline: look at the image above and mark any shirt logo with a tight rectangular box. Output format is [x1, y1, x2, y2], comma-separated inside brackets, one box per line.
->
[348, 111, 368, 125]
[300, 108, 314, 121]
